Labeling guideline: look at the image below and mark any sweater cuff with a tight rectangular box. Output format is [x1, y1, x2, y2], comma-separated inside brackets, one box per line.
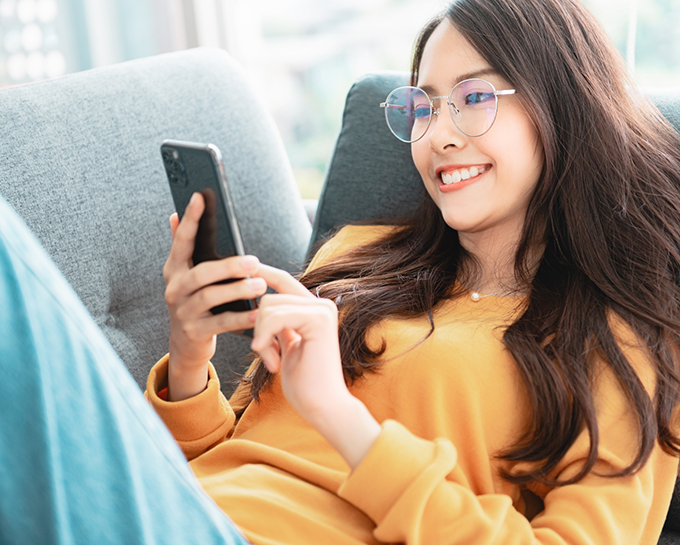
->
[145, 354, 235, 449]
[338, 419, 456, 524]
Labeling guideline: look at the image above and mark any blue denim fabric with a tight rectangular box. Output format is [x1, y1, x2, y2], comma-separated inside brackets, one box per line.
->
[0, 196, 249, 545]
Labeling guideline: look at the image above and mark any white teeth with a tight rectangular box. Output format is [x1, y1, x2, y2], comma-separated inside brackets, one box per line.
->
[440, 166, 486, 185]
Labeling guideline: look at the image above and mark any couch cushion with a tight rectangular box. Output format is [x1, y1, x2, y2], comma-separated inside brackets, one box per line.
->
[0, 48, 311, 392]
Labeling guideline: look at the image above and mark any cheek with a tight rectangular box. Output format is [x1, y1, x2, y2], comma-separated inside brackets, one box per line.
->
[411, 141, 430, 181]
[493, 118, 544, 187]
[411, 141, 440, 204]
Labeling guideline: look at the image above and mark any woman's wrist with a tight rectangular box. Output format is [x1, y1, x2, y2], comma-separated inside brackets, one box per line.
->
[167, 356, 210, 402]
[309, 394, 382, 470]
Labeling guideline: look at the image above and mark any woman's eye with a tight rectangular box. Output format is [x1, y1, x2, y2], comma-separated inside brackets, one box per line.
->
[413, 105, 430, 119]
[464, 92, 494, 106]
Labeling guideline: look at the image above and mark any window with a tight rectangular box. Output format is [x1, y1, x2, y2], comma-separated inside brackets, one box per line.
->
[1, 0, 677, 198]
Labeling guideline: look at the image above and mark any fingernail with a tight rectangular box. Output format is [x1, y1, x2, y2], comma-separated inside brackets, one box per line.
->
[189, 193, 198, 205]
[242, 255, 259, 270]
[247, 278, 266, 291]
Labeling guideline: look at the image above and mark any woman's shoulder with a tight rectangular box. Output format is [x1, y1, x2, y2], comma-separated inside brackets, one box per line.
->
[306, 224, 398, 272]
[324, 224, 397, 248]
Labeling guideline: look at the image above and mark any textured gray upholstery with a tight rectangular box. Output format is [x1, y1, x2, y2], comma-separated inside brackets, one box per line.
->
[316, 71, 680, 543]
[0, 48, 311, 391]
[651, 87, 680, 131]
[309, 72, 423, 252]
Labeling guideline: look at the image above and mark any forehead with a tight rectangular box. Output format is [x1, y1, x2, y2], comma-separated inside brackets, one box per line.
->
[417, 20, 498, 90]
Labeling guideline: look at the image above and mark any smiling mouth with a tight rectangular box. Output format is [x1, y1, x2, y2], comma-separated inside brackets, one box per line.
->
[440, 166, 489, 185]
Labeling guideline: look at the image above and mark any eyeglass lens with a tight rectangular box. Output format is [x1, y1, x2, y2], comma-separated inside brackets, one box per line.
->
[383, 79, 499, 143]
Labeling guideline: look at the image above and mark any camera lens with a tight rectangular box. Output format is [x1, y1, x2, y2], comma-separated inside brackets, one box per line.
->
[163, 148, 187, 187]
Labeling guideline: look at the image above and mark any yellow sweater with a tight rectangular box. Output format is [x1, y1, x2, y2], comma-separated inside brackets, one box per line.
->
[146, 225, 679, 545]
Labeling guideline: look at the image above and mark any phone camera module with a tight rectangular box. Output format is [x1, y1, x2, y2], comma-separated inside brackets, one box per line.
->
[162, 148, 188, 187]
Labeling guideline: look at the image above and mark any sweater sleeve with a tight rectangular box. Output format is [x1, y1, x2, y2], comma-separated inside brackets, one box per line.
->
[338, 325, 680, 544]
[145, 354, 236, 461]
[338, 419, 677, 545]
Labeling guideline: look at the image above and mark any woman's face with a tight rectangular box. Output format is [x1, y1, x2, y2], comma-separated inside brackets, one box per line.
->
[412, 20, 544, 249]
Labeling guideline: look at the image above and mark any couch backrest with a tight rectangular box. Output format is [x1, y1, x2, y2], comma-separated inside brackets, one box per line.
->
[310, 72, 423, 252]
[0, 48, 311, 392]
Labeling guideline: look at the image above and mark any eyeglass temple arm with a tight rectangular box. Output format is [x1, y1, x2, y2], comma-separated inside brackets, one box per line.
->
[495, 89, 516, 96]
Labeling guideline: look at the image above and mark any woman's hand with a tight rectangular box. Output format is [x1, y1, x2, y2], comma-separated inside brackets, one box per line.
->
[250, 265, 346, 417]
[250, 265, 382, 469]
[163, 193, 268, 401]
[162, 193, 381, 466]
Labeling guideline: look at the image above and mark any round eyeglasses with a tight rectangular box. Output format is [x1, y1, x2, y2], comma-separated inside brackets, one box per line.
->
[380, 78, 516, 143]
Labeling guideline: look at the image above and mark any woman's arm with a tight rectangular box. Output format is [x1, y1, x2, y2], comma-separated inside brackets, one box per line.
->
[144, 191, 269, 459]
[332, 340, 679, 545]
[145, 356, 236, 460]
[336, 417, 678, 544]
[249, 264, 382, 469]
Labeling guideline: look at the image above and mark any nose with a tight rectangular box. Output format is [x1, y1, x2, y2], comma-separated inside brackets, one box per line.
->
[427, 104, 468, 152]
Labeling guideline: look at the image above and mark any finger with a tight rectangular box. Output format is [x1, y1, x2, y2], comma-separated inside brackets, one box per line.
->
[188, 307, 258, 339]
[169, 213, 180, 239]
[178, 256, 261, 298]
[251, 304, 336, 373]
[256, 293, 334, 312]
[180, 276, 266, 318]
[256, 334, 283, 373]
[277, 327, 301, 357]
[166, 192, 205, 272]
[254, 264, 315, 298]
[257, 343, 281, 374]
[251, 302, 337, 352]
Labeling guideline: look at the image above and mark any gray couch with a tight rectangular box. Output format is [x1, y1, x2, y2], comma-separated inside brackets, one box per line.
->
[0, 48, 677, 542]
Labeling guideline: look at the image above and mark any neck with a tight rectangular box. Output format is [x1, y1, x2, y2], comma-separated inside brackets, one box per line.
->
[458, 229, 538, 295]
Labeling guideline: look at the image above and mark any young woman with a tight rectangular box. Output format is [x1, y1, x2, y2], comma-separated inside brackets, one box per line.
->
[156, 0, 680, 543]
[2, 0, 679, 544]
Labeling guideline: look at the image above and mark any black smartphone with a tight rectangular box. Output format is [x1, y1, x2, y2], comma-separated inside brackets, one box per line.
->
[161, 139, 258, 316]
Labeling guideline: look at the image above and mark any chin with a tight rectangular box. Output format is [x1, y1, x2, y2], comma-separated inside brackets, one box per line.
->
[438, 208, 477, 233]
[440, 216, 473, 234]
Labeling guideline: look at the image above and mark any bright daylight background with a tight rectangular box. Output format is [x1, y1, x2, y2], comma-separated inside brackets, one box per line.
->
[0, 0, 678, 200]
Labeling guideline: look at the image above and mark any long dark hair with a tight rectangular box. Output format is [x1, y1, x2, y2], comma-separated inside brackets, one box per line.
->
[242, 0, 680, 486]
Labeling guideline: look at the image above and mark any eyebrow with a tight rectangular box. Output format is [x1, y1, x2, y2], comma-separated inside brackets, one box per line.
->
[419, 68, 500, 95]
